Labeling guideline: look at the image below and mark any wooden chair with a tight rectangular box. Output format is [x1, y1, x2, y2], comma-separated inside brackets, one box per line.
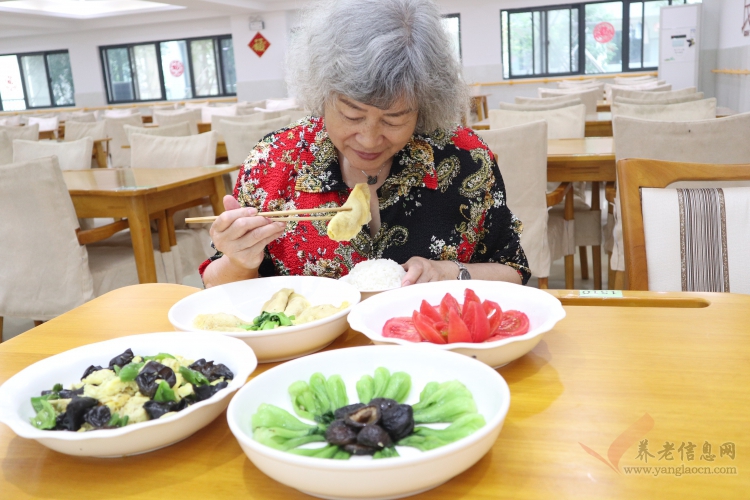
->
[618, 158, 750, 291]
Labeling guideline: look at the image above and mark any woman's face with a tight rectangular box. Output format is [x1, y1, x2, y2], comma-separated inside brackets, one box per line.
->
[324, 94, 418, 172]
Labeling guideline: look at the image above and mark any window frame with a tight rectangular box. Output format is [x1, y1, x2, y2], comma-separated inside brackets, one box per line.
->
[501, 0, 695, 80]
[99, 34, 236, 105]
[0, 49, 74, 111]
[442, 13, 462, 62]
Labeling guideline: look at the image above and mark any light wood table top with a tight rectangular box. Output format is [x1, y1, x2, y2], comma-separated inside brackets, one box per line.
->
[63, 167, 237, 283]
[1, 284, 748, 499]
[547, 137, 615, 182]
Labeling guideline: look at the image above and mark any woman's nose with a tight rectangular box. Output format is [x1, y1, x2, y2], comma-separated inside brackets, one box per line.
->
[355, 122, 382, 149]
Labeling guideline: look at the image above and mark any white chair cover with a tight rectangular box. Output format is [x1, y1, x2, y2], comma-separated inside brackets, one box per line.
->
[613, 76, 657, 85]
[615, 93, 703, 106]
[611, 98, 716, 122]
[613, 86, 697, 101]
[264, 98, 299, 111]
[607, 83, 671, 103]
[516, 95, 581, 106]
[13, 137, 93, 170]
[641, 187, 750, 294]
[201, 104, 237, 123]
[28, 116, 59, 134]
[104, 108, 139, 118]
[557, 79, 595, 88]
[0, 132, 11, 166]
[236, 100, 267, 115]
[0, 124, 38, 141]
[488, 105, 585, 139]
[499, 100, 581, 112]
[476, 122, 551, 279]
[124, 122, 191, 143]
[69, 111, 97, 122]
[183, 101, 209, 109]
[105, 114, 144, 168]
[153, 109, 200, 135]
[0, 115, 22, 126]
[610, 113, 750, 273]
[65, 120, 106, 141]
[219, 117, 293, 166]
[538, 87, 600, 119]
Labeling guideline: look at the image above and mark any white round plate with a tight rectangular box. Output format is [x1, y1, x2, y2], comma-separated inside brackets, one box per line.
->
[168, 276, 361, 363]
[347, 280, 566, 368]
[0, 332, 257, 457]
[227, 345, 510, 500]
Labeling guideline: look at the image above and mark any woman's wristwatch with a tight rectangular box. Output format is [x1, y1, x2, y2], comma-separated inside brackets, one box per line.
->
[453, 261, 471, 280]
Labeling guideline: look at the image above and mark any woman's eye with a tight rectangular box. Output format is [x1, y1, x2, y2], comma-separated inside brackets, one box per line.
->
[343, 115, 363, 122]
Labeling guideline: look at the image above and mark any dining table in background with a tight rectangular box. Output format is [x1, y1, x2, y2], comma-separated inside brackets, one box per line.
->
[0, 283, 747, 499]
[597, 100, 610, 112]
[471, 112, 613, 137]
[62, 166, 238, 284]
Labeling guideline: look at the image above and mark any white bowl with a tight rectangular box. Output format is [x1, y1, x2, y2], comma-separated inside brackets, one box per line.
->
[347, 280, 566, 369]
[227, 346, 510, 500]
[0, 332, 257, 458]
[169, 276, 361, 363]
[337, 275, 400, 300]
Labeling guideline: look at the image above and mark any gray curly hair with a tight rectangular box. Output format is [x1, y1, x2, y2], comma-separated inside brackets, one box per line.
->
[286, 0, 468, 134]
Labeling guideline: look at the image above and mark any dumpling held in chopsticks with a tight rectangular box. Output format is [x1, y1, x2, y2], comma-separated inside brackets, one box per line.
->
[327, 183, 371, 241]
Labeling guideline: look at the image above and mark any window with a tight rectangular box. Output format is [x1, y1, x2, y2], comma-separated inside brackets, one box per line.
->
[0, 50, 74, 111]
[100, 35, 236, 104]
[501, 0, 700, 79]
[442, 14, 461, 61]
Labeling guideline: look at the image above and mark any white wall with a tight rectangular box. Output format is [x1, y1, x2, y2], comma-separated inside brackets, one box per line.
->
[714, 0, 750, 112]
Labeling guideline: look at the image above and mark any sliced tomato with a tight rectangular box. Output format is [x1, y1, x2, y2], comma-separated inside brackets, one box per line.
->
[446, 307, 473, 343]
[461, 288, 482, 318]
[494, 310, 530, 337]
[382, 317, 421, 343]
[465, 300, 491, 343]
[433, 321, 447, 335]
[439, 293, 461, 322]
[419, 300, 443, 324]
[482, 300, 503, 334]
[412, 312, 447, 344]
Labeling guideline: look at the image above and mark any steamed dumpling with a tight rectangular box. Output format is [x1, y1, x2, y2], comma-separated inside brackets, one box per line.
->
[294, 302, 349, 325]
[262, 288, 294, 313]
[284, 292, 311, 318]
[193, 313, 248, 332]
[327, 183, 371, 241]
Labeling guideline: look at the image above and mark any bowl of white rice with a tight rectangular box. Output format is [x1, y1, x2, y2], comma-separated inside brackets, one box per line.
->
[339, 259, 405, 299]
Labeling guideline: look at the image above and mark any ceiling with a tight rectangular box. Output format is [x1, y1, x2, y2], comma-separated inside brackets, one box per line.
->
[0, 0, 302, 38]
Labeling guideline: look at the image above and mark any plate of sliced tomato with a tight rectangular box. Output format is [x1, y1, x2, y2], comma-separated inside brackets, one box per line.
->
[348, 281, 565, 369]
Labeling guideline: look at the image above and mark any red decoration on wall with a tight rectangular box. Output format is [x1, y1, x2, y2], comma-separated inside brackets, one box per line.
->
[593, 22, 616, 44]
[249, 32, 271, 57]
[169, 60, 184, 77]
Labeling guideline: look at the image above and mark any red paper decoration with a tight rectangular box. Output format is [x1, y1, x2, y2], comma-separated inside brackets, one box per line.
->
[169, 60, 184, 77]
[249, 32, 271, 57]
[593, 22, 616, 44]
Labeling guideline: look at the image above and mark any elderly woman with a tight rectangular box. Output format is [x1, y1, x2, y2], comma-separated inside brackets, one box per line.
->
[200, 0, 529, 287]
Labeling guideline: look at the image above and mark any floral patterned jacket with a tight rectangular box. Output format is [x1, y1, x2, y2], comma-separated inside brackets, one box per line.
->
[199, 116, 530, 285]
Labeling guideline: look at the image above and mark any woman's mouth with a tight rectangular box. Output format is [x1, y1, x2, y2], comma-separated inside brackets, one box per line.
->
[354, 150, 382, 161]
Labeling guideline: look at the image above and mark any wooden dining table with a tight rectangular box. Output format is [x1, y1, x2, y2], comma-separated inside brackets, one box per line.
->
[62, 166, 237, 284]
[1, 284, 747, 499]
[472, 112, 613, 137]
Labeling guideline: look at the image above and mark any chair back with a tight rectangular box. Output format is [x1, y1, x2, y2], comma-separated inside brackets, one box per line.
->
[615, 93, 703, 106]
[236, 100, 267, 115]
[538, 87, 600, 118]
[613, 86, 697, 101]
[124, 122, 191, 143]
[618, 158, 750, 294]
[201, 104, 237, 123]
[211, 113, 267, 130]
[612, 98, 716, 122]
[488, 104, 585, 139]
[183, 101, 209, 109]
[265, 98, 299, 111]
[516, 95, 580, 106]
[105, 114, 144, 167]
[28, 116, 59, 134]
[130, 131, 218, 169]
[153, 109, 200, 135]
[65, 120, 106, 142]
[219, 117, 293, 165]
[0, 124, 38, 141]
[0, 156, 94, 319]
[69, 111, 97, 122]
[13, 137, 93, 170]
[607, 83, 671, 102]
[614, 76, 657, 85]
[104, 108, 139, 118]
[0, 132, 11, 166]
[557, 79, 595, 88]
[476, 121, 550, 278]
[609, 112, 750, 274]
[0, 115, 22, 126]
[499, 100, 581, 112]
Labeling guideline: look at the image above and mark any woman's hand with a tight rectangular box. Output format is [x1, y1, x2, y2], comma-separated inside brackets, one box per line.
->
[209, 195, 286, 273]
[401, 257, 454, 286]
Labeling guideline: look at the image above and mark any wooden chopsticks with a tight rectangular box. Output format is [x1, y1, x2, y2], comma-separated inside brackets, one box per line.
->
[185, 206, 351, 224]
